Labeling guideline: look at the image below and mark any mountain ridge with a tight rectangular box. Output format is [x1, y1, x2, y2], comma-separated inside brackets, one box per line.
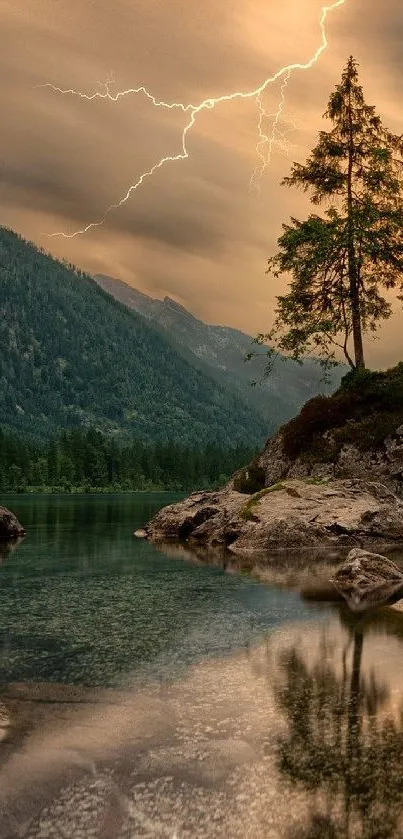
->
[95, 273, 344, 428]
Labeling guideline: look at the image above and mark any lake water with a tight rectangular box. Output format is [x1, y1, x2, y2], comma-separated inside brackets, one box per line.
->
[0, 493, 403, 838]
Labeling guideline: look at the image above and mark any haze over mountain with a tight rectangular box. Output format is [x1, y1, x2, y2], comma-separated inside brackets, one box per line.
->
[95, 273, 344, 429]
[0, 227, 267, 445]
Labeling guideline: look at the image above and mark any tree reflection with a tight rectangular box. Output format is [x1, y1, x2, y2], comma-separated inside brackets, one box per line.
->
[276, 611, 403, 838]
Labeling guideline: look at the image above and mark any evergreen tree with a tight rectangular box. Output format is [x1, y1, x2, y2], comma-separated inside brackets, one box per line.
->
[0, 425, 257, 493]
[262, 57, 403, 370]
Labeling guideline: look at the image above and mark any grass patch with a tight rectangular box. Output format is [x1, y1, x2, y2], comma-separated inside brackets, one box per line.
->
[240, 483, 287, 521]
[239, 478, 330, 522]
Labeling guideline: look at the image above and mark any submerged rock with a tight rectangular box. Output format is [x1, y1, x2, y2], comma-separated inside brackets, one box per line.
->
[331, 548, 403, 613]
[145, 479, 403, 556]
[0, 506, 25, 540]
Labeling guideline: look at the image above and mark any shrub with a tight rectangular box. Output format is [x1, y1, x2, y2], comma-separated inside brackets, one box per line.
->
[282, 393, 354, 459]
[334, 411, 403, 451]
[282, 363, 403, 460]
[233, 460, 266, 494]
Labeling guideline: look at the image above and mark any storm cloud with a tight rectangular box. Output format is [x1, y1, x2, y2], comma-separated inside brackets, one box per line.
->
[1, 0, 402, 365]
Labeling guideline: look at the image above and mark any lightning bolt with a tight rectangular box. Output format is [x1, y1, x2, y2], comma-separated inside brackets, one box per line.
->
[250, 70, 292, 195]
[38, 0, 347, 238]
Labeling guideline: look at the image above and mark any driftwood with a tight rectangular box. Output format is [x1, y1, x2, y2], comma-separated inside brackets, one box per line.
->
[331, 548, 403, 613]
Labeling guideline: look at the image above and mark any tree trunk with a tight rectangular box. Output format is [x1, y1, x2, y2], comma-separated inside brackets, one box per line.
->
[350, 284, 365, 369]
[346, 78, 365, 370]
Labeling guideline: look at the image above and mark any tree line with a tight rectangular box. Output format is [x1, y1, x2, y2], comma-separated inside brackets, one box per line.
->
[0, 427, 256, 493]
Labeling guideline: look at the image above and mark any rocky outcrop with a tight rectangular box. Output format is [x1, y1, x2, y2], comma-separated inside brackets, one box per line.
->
[0, 507, 25, 540]
[144, 374, 403, 560]
[144, 479, 403, 556]
[253, 423, 403, 496]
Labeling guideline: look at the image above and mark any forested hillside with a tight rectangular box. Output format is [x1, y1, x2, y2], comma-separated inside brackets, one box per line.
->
[95, 273, 344, 428]
[0, 227, 266, 445]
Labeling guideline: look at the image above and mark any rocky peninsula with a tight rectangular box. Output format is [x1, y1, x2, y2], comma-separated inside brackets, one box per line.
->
[142, 366, 403, 558]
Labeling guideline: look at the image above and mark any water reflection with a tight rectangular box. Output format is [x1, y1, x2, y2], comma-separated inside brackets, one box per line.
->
[0, 538, 23, 566]
[2, 494, 403, 837]
[276, 607, 403, 839]
[1, 607, 403, 837]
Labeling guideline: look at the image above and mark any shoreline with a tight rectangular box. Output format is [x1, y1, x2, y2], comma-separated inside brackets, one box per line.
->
[0, 488, 187, 498]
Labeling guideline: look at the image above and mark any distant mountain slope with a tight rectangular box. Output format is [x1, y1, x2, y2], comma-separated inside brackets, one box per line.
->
[95, 274, 344, 428]
[0, 227, 267, 445]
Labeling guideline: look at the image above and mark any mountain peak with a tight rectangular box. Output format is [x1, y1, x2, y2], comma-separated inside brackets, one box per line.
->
[162, 296, 199, 321]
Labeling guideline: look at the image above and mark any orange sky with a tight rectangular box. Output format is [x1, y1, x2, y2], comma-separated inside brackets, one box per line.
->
[1, 0, 402, 366]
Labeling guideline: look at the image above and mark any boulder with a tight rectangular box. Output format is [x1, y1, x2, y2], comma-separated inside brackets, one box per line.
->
[0, 507, 25, 541]
[145, 479, 403, 556]
[331, 548, 403, 612]
[146, 490, 244, 544]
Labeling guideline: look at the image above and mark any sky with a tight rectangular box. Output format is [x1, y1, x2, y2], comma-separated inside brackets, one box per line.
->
[1, 0, 402, 367]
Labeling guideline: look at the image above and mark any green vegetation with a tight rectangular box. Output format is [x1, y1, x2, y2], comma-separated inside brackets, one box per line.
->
[282, 364, 403, 462]
[233, 459, 266, 494]
[0, 426, 255, 493]
[240, 483, 288, 521]
[0, 226, 266, 446]
[258, 57, 403, 372]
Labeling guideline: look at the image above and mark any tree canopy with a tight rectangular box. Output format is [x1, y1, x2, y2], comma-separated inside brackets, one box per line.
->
[0, 425, 255, 493]
[260, 57, 403, 370]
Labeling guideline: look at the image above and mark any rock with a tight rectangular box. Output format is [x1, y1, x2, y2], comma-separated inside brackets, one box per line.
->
[133, 529, 147, 539]
[146, 479, 403, 556]
[331, 548, 403, 612]
[251, 422, 403, 498]
[0, 507, 25, 541]
[146, 489, 245, 545]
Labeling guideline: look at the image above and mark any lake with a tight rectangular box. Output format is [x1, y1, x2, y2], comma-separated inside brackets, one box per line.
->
[0, 492, 403, 838]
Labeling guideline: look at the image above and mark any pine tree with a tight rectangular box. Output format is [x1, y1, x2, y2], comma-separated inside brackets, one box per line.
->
[262, 57, 403, 370]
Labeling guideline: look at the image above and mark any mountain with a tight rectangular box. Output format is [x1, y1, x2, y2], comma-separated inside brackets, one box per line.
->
[95, 274, 344, 429]
[0, 227, 267, 446]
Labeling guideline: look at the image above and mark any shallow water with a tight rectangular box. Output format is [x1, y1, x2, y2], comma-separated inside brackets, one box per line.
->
[0, 493, 403, 838]
[0, 493, 312, 687]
